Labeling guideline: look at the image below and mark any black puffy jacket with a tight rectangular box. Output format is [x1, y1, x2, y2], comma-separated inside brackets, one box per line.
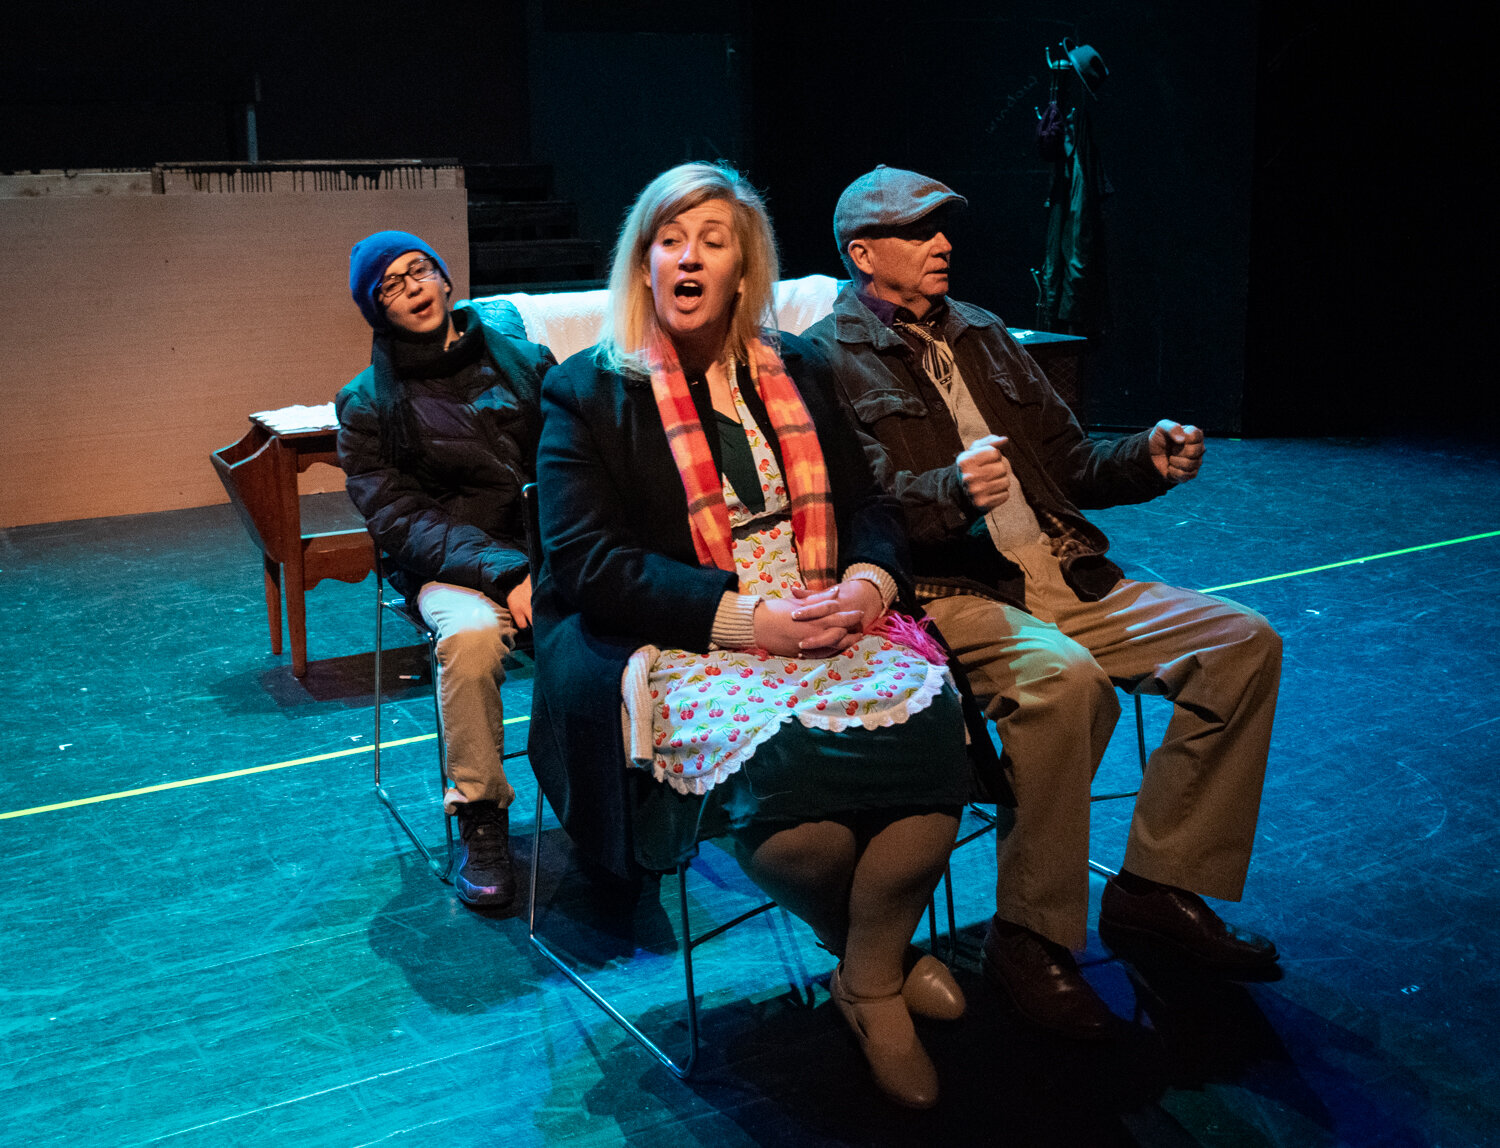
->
[335, 304, 555, 602]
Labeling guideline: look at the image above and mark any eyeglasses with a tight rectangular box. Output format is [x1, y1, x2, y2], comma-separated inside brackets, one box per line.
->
[377, 257, 442, 302]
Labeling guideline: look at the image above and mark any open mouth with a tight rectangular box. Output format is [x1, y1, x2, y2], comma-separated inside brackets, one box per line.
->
[674, 281, 703, 299]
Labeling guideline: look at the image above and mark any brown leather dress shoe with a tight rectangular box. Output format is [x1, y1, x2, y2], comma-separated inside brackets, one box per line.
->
[902, 945, 966, 1021]
[1099, 877, 1279, 978]
[981, 917, 1118, 1040]
[831, 964, 940, 1109]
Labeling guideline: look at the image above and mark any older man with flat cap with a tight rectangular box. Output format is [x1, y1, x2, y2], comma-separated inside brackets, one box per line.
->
[802, 166, 1284, 1039]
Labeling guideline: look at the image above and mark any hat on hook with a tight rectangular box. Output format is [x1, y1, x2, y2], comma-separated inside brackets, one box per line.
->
[1063, 40, 1109, 98]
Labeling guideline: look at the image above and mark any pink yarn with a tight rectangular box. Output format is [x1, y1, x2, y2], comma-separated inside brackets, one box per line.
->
[872, 612, 949, 666]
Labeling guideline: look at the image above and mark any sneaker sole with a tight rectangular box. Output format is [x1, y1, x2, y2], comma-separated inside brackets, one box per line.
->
[455, 877, 516, 909]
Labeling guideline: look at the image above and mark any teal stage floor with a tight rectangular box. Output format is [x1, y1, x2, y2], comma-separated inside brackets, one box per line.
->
[2, 436, 1498, 1147]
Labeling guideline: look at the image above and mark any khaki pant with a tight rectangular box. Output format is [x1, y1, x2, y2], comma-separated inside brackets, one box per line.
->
[416, 582, 519, 811]
[925, 539, 1282, 949]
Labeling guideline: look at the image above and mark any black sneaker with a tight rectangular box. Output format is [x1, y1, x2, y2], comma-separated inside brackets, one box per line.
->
[452, 801, 516, 909]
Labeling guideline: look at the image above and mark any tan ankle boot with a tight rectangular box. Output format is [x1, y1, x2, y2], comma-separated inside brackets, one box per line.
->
[901, 945, 966, 1021]
[831, 964, 939, 1109]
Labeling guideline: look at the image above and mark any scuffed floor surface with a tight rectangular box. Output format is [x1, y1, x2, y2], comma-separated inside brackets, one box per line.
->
[2, 435, 1497, 1147]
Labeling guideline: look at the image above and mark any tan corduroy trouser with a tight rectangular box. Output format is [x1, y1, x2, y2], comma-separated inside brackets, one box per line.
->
[416, 582, 519, 811]
[925, 539, 1282, 950]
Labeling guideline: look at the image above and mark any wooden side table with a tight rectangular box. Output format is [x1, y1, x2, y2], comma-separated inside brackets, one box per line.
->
[211, 408, 374, 676]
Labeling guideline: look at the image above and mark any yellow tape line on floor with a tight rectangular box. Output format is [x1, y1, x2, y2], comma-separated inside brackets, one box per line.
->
[0, 716, 530, 820]
[6, 528, 1497, 821]
[1199, 529, 1500, 594]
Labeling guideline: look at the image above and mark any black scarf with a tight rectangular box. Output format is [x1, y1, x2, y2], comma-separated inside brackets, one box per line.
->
[369, 310, 485, 465]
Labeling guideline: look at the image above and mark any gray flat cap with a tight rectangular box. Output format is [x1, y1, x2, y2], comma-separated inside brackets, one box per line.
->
[833, 165, 968, 252]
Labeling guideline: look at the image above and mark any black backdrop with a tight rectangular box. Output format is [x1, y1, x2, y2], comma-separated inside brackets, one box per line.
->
[5, 0, 1491, 438]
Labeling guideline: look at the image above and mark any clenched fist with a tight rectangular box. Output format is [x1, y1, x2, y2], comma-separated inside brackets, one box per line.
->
[1148, 420, 1205, 484]
[957, 434, 1012, 510]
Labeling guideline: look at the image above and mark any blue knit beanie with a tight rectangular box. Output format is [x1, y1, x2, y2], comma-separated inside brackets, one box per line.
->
[348, 230, 452, 329]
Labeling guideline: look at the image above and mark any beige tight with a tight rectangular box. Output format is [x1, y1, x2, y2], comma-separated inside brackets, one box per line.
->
[732, 810, 958, 997]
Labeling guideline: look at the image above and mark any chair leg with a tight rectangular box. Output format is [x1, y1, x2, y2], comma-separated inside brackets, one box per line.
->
[942, 865, 958, 964]
[925, 862, 961, 965]
[428, 635, 455, 873]
[678, 866, 701, 1072]
[1088, 695, 1148, 805]
[926, 886, 939, 954]
[924, 698, 1151, 949]
[372, 583, 455, 882]
[1134, 692, 1148, 775]
[1088, 693, 1149, 879]
[923, 805, 998, 963]
[373, 584, 384, 790]
[527, 785, 775, 1079]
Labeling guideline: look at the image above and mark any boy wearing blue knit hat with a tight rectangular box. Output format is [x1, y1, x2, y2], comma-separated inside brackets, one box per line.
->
[337, 231, 556, 909]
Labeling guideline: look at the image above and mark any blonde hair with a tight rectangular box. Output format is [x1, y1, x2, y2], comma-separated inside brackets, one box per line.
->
[596, 162, 780, 374]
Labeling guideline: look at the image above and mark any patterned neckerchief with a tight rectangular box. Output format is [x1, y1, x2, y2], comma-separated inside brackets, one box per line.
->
[893, 316, 959, 399]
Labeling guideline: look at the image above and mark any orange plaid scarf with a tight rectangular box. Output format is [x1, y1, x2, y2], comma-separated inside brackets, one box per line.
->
[646, 334, 836, 591]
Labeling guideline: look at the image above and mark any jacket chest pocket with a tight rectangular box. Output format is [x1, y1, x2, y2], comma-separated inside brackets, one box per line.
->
[984, 368, 1030, 409]
[848, 387, 928, 428]
[473, 388, 525, 430]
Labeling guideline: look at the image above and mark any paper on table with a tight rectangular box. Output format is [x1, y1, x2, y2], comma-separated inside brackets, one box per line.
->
[250, 403, 338, 434]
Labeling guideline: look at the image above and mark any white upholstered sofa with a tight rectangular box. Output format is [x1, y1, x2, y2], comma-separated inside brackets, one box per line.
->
[466, 274, 843, 363]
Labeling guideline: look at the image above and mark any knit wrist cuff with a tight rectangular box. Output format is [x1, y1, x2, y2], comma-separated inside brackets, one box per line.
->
[841, 563, 898, 609]
[710, 592, 759, 649]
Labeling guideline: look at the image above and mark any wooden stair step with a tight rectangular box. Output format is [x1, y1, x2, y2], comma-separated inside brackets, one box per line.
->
[470, 238, 601, 280]
[463, 162, 553, 199]
[470, 277, 608, 296]
[468, 199, 579, 240]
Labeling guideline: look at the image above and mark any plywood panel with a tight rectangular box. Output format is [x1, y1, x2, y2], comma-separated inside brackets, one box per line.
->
[0, 189, 468, 526]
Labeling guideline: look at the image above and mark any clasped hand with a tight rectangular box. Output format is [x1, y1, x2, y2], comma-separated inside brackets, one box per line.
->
[751, 579, 884, 659]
